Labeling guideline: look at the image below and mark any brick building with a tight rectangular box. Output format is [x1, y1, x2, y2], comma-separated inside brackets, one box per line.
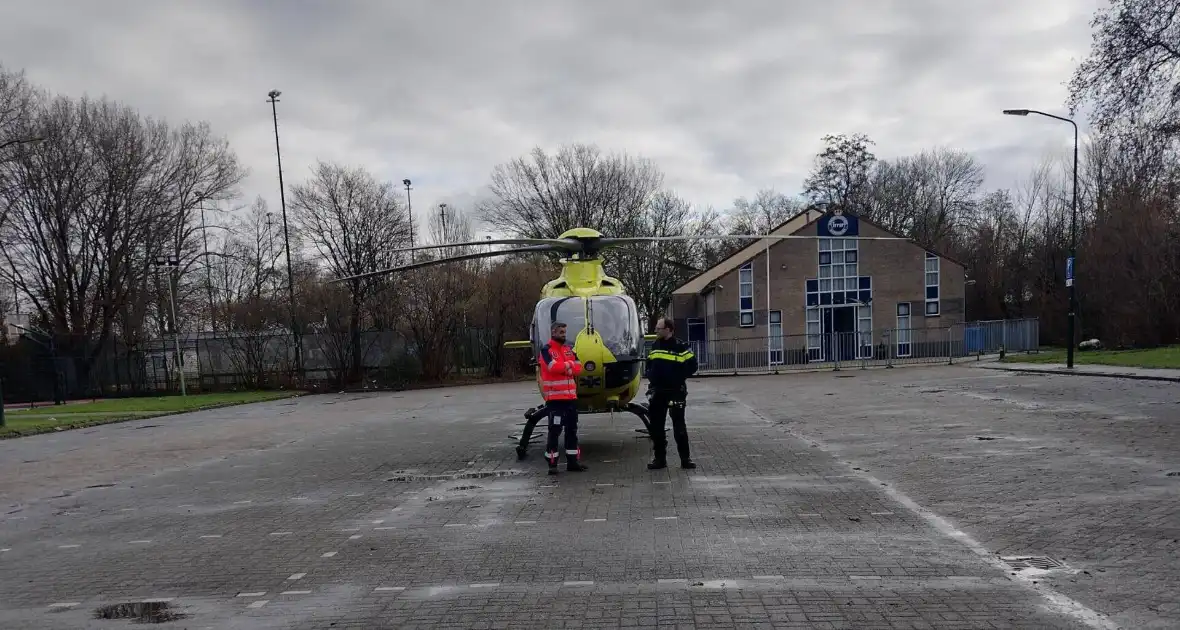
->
[667, 208, 966, 364]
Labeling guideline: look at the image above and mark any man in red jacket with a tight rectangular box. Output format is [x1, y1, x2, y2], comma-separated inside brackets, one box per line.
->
[539, 322, 588, 474]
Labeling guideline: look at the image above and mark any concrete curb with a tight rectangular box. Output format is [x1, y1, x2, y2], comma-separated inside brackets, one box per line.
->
[977, 363, 1180, 383]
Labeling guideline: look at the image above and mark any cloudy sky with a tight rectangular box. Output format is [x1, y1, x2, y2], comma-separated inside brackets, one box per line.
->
[1, 0, 1101, 234]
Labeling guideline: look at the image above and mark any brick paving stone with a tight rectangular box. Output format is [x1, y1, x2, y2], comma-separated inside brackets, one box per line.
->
[0, 374, 1113, 628]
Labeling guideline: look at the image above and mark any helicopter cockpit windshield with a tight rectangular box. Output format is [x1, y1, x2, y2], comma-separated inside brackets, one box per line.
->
[531, 295, 642, 360]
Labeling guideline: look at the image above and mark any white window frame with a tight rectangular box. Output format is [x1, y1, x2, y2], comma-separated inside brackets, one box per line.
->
[896, 302, 912, 357]
[686, 317, 707, 367]
[738, 262, 754, 327]
[924, 252, 940, 317]
[856, 304, 872, 359]
[768, 310, 783, 365]
[805, 306, 822, 361]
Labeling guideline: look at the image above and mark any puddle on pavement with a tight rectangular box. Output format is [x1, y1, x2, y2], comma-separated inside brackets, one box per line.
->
[93, 601, 185, 623]
[385, 469, 525, 482]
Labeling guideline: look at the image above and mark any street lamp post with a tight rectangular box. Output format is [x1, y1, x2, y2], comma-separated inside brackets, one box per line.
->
[1003, 108, 1079, 369]
[196, 191, 216, 334]
[403, 179, 414, 262]
[267, 89, 304, 381]
[153, 254, 187, 396]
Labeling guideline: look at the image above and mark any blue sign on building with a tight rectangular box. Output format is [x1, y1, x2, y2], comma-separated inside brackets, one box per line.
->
[817, 211, 859, 238]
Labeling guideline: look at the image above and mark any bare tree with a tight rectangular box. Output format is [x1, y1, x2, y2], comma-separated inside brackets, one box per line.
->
[288, 160, 412, 384]
[802, 133, 877, 211]
[478, 143, 664, 238]
[866, 147, 985, 248]
[607, 192, 720, 329]
[0, 63, 38, 157]
[1067, 0, 1180, 133]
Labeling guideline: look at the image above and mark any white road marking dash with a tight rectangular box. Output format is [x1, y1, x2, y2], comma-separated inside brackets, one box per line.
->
[321, 551, 337, 558]
[374, 586, 406, 592]
[288, 573, 306, 580]
[563, 580, 593, 586]
[349, 534, 361, 540]
[58, 544, 80, 548]
[584, 518, 606, 522]
[470, 583, 499, 588]
[269, 532, 292, 536]
[247, 600, 268, 608]
[237, 592, 266, 597]
[514, 521, 536, 525]
[281, 590, 311, 595]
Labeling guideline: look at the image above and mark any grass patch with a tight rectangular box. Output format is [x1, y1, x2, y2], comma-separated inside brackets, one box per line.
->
[1000, 345, 1180, 369]
[0, 390, 304, 438]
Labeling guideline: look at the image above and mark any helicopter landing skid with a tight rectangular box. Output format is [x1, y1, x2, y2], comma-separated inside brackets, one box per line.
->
[514, 401, 659, 458]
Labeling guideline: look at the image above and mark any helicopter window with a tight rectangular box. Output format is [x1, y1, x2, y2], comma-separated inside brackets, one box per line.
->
[590, 295, 642, 359]
[534, 297, 587, 348]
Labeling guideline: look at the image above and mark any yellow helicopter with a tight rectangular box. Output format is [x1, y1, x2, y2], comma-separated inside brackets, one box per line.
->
[331, 223, 896, 459]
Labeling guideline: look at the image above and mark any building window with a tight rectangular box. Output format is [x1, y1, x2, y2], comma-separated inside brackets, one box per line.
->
[896, 302, 912, 357]
[769, 310, 783, 364]
[857, 305, 872, 359]
[805, 307, 821, 361]
[739, 262, 754, 326]
[925, 252, 940, 316]
[807, 238, 869, 308]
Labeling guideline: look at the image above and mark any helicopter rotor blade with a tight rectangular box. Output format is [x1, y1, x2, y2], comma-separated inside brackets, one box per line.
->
[610, 247, 701, 273]
[386, 237, 581, 254]
[598, 235, 912, 245]
[330, 244, 559, 283]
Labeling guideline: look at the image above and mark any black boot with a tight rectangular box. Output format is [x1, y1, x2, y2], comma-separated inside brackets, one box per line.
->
[647, 458, 667, 470]
[680, 459, 697, 469]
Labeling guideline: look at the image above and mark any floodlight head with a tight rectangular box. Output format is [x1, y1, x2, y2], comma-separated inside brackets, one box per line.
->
[403, 179, 411, 186]
[268, 89, 281, 99]
[1003, 109, 1030, 116]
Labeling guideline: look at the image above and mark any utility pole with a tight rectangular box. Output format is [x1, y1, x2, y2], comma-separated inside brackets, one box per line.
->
[154, 255, 186, 396]
[267, 89, 304, 381]
[403, 179, 414, 262]
[197, 192, 216, 334]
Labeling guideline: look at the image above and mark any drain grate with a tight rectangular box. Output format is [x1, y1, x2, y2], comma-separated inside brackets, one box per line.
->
[93, 601, 185, 623]
[1001, 556, 1065, 571]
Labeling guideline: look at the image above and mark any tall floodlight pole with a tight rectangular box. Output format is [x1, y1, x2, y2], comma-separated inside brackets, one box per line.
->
[403, 179, 414, 262]
[268, 89, 304, 380]
[154, 255, 187, 396]
[1003, 108, 1079, 368]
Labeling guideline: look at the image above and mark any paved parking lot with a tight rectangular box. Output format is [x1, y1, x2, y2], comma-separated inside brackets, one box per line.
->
[0, 363, 1175, 629]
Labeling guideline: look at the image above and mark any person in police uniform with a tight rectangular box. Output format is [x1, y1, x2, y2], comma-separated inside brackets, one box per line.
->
[643, 317, 697, 470]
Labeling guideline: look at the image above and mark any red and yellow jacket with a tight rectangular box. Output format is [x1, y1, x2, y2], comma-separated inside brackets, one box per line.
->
[538, 338, 581, 401]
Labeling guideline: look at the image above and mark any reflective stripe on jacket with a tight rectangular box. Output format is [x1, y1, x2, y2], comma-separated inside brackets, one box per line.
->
[539, 338, 581, 401]
[644, 336, 697, 393]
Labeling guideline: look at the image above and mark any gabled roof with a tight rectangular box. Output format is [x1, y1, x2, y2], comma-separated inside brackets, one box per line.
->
[671, 207, 825, 295]
[672, 207, 965, 296]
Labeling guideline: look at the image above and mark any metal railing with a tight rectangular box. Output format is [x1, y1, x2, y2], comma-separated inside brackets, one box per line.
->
[646, 318, 1039, 375]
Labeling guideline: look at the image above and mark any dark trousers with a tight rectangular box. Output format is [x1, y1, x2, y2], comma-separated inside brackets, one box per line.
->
[545, 400, 579, 463]
[648, 392, 690, 462]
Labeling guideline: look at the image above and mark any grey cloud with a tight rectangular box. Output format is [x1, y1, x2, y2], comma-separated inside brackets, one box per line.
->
[0, 0, 1098, 228]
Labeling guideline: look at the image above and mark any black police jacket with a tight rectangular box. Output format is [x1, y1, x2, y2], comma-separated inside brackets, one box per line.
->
[644, 336, 698, 394]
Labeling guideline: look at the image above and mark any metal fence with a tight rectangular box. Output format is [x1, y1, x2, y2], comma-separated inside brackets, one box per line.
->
[654, 318, 1039, 375]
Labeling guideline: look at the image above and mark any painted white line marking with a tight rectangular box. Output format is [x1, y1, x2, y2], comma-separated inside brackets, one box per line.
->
[234, 500, 252, 504]
[48, 602, 78, 608]
[129, 540, 152, 544]
[291, 496, 308, 500]
[340, 528, 360, 532]
[0, 548, 9, 552]
[515, 521, 536, 525]
[178, 504, 194, 508]
[374, 587, 405, 592]
[281, 590, 311, 595]
[287, 573, 306, 580]
[871, 512, 894, 516]
[799, 513, 820, 517]
[595, 483, 614, 487]
[141, 597, 174, 603]
[247, 600, 268, 608]
[654, 516, 677, 520]
[948, 576, 982, 580]
[58, 544, 80, 548]
[371, 519, 385, 524]
[539, 485, 556, 488]
[470, 583, 499, 588]
[349, 535, 361, 540]
[563, 580, 593, 586]
[346, 493, 363, 497]
[321, 551, 337, 558]
[735, 390, 1119, 630]
[444, 523, 464, 527]
[601, 459, 616, 462]
[269, 532, 292, 536]
[374, 527, 395, 530]
[726, 514, 749, 518]
[653, 481, 671, 484]
[200, 535, 222, 539]
[237, 592, 266, 597]
[753, 575, 784, 580]
[584, 518, 606, 522]
[120, 508, 136, 512]
[850, 575, 883, 580]
[658, 578, 687, 584]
